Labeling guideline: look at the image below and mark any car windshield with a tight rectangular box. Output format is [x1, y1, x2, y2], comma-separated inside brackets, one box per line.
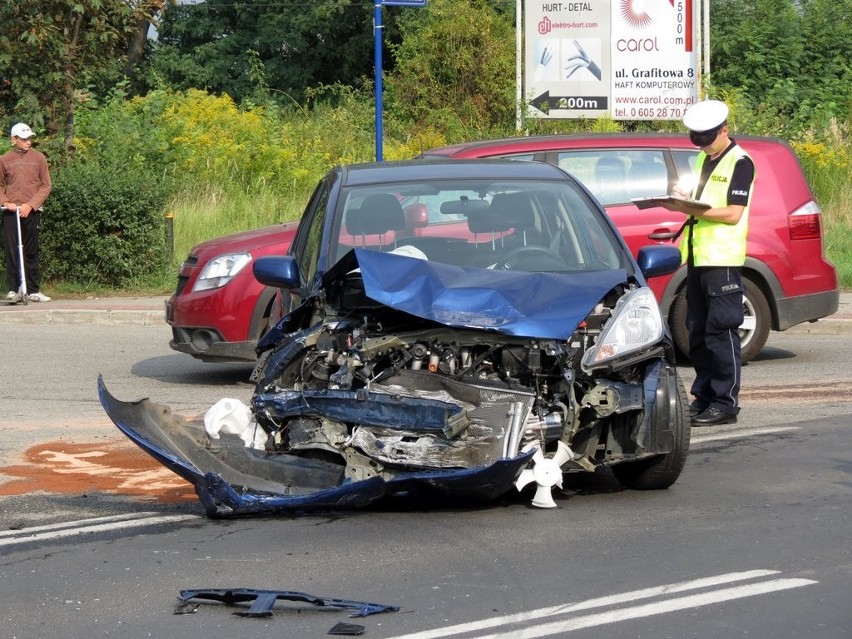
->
[332, 179, 625, 273]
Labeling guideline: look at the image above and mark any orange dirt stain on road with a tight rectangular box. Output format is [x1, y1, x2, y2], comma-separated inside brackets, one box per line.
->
[0, 440, 196, 503]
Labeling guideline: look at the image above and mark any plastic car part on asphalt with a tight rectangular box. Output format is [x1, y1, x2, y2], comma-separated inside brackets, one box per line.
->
[174, 588, 399, 618]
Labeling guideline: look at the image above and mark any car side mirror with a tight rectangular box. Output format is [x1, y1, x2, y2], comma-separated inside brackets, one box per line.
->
[636, 245, 681, 279]
[253, 255, 301, 290]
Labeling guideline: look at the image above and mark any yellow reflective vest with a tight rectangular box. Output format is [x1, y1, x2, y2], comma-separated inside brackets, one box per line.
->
[680, 145, 753, 266]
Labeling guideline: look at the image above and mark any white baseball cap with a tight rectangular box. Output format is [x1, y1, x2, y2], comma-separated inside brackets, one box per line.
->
[10, 123, 35, 139]
[682, 100, 729, 132]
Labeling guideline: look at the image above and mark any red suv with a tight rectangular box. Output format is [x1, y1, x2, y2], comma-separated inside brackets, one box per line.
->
[424, 134, 839, 362]
[166, 133, 839, 364]
[166, 222, 298, 362]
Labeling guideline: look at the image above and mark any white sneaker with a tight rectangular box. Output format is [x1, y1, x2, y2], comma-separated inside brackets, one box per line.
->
[5, 290, 20, 302]
[28, 292, 51, 302]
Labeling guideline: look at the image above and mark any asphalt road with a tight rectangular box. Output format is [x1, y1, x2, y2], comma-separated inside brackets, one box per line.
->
[0, 322, 850, 638]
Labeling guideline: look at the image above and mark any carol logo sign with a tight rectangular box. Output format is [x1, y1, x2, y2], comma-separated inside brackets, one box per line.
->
[524, 0, 700, 121]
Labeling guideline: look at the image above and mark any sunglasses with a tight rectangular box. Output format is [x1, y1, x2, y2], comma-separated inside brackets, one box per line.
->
[689, 125, 723, 147]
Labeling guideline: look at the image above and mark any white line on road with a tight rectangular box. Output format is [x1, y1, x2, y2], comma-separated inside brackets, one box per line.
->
[472, 578, 817, 639]
[691, 425, 801, 444]
[388, 570, 816, 639]
[0, 511, 199, 548]
[0, 511, 167, 537]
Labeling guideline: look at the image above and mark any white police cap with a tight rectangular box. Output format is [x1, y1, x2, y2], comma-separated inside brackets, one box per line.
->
[682, 100, 729, 132]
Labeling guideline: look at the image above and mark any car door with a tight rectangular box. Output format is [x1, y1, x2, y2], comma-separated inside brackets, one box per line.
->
[285, 174, 334, 307]
[553, 148, 692, 259]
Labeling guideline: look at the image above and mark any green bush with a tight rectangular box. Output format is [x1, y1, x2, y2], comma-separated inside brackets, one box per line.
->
[39, 160, 171, 287]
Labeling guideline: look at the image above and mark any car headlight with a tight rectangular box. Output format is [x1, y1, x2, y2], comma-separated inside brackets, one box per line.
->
[581, 287, 664, 371]
[193, 252, 252, 292]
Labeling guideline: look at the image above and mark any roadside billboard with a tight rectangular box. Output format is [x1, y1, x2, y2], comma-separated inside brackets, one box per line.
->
[524, 0, 700, 121]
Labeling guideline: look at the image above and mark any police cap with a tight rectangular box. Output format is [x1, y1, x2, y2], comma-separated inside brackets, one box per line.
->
[682, 100, 729, 132]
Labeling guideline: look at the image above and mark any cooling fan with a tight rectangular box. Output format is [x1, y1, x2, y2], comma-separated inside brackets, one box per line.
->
[514, 441, 574, 508]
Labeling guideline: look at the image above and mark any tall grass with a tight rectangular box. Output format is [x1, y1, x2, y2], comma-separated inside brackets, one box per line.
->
[167, 182, 309, 265]
[155, 86, 433, 266]
[819, 191, 852, 288]
[793, 120, 852, 289]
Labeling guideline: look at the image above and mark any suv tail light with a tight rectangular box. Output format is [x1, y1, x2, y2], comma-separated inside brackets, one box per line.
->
[788, 201, 823, 240]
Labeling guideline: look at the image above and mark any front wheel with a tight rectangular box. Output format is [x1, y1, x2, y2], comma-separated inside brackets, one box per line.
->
[670, 277, 771, 364]
[611, 366, 690, 490]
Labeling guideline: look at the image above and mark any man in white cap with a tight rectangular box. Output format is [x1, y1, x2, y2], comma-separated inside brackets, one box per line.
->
[670, 100, 755, 426]
[1, 122, 52, 302]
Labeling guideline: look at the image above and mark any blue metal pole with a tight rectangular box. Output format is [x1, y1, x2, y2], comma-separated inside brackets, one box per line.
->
[374, 2, 384, 162]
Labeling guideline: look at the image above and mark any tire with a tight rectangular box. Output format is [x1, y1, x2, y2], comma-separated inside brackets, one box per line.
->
[249, 291, 277, 342]
[611, 366, 690, 490]
[670, 277, 771, 364]
[254, 301, 273, 341]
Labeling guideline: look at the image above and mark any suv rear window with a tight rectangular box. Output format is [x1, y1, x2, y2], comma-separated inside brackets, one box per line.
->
[556, 150, 672, 206]
[671, 150, 701, 194]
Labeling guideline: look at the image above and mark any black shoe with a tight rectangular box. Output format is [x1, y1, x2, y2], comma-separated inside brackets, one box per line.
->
[691, 406, 737, 426]
[688, 401, 708, 418]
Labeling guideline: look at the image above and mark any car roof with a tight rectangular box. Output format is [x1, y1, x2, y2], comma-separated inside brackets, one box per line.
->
[337, 158, 572, 186]
[423, 132, 791, 157]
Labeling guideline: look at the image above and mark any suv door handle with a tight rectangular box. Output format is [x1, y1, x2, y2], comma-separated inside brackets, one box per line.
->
[648, 230, 677, 241]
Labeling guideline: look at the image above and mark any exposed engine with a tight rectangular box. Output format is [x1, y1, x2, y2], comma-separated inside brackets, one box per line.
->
[251, 280, 651, 485]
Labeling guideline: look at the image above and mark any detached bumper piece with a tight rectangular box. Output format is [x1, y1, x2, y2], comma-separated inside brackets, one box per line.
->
[97, 376, 533, 517]
[175, 588, 399, 618]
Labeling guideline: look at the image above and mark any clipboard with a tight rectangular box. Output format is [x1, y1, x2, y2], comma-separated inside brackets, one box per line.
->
[631, 195, 711, 215]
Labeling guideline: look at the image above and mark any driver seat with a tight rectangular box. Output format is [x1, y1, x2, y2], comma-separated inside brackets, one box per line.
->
[489, 192, 538, 247]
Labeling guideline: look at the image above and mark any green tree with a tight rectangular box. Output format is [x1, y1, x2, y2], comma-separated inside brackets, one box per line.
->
[385, 0, 516, 137]
[708, 0, 851, 130]
[150, 0, 382, 104]
[710, 0, 804, 104]
[0, 0, 163, 152]
[798, 0, 852, 125]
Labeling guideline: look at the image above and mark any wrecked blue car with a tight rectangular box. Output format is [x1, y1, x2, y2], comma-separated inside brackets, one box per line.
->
[100, 159, 689, 517]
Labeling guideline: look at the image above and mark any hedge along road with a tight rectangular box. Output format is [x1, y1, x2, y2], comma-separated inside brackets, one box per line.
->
[0, 295, 851, 529]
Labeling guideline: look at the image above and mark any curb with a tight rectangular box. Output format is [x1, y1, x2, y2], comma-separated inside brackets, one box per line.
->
[784, 316, 852, 335]
[0, 308, 166, 326]
[0, 296, 169, 327]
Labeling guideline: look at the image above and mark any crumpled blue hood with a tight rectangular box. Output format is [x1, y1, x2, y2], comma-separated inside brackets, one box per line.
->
[352, 248, 628, 340]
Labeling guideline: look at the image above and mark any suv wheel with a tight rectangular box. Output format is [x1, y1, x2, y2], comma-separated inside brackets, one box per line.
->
[670, 277, 771, 364]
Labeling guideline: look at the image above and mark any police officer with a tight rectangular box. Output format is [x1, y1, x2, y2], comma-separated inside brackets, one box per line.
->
[671, 100, 755, 426]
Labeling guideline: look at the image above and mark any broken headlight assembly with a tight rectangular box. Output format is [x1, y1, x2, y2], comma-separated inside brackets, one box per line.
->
[581, 287, 664, 372]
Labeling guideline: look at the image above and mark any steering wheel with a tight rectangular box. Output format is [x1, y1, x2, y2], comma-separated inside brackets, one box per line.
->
[495, 245, 567, 271]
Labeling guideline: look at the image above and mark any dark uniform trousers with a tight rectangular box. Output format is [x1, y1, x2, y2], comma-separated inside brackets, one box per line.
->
[685, 265, 744, 415]
[2, 209, 41, 293]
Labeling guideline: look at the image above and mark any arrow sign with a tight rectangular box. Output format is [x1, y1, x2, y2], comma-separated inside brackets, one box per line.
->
[529, 92, 609, 113]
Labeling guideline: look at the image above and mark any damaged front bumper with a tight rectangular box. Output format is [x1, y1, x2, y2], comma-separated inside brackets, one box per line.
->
[98, 376, 533, 517]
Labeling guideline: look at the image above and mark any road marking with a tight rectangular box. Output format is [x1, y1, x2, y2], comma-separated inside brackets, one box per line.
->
[0, 511, 199, 548]
[472, 578, 817, 639]
[691, 425, 801, 444]
[389, 570, 816, 639]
